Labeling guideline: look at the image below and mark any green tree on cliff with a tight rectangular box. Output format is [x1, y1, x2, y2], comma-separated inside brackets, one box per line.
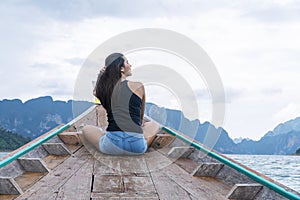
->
[0, 126, 30, 151]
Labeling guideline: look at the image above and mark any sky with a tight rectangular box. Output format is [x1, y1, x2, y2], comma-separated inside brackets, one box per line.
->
[1, 0, 300, 140]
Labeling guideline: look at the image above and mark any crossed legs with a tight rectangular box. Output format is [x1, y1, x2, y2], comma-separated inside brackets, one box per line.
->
[81, 120, 160, 152]
[82, 125, 105, 151]
[142, 120, 161, 147]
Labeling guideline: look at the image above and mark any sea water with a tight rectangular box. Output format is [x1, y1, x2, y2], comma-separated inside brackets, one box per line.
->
[226, 154, 300, 193]
[0, 152, 8, 158]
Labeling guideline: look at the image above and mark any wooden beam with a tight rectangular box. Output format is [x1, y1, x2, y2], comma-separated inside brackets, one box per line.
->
[151, 133, 175, 149]
[42, 143, 72, 156]
[192, 163, 224, 177]
[0, 177, 23, 195]
[58, 132, 82, 145]
[226, 183, 263, 200]
[167, 146, 194, 158]
[17, 158, 49, 173]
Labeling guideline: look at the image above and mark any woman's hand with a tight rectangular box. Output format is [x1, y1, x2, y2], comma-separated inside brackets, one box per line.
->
[100, 66, 106, 75]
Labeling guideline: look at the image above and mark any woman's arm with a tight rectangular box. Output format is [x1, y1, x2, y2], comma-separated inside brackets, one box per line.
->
[141, 85, 146, 125]
[128, 81, 146, 125]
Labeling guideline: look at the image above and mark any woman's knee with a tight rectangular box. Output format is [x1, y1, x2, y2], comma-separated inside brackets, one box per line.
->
[82, 125, 105, 140]
[83, 124, 100, 132]
[81, 125, 93, 136]
[143, 121, 160, 135]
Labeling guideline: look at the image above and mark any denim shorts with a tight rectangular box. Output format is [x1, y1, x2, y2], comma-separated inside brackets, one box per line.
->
[99, 131, 147, 155]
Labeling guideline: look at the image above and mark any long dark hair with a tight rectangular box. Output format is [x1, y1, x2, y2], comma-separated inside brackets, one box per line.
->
[95, 53, 125, 111]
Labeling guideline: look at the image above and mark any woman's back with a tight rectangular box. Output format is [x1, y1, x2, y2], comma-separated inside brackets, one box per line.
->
[82, 53, 159, 155]
[107, 80, 143, 133]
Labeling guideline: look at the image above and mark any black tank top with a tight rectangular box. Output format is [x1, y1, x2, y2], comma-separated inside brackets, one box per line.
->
[106, 80, 143, 133]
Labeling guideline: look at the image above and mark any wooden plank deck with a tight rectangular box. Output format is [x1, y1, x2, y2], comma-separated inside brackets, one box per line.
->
[93, 153, 158, 199]
[55, 158, 93, 200]
[145, 148, 230, 200]
[15, 147, 91, 199]
[14, 144, 233, 200]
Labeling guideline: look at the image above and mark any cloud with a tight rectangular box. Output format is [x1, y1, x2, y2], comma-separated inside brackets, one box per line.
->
[273, 103, 300, 123]
[64, 57, 85, 66]
[225, 88, 243, 103]
[194, 88, 210, 99]
[1, 0, 300, 140]
[260, 88, 282, 95]
[6, 62, 80, 100]
[2, 0, 238, 20]
[238, 0, 300, 23]
[191, 87, 244, 105]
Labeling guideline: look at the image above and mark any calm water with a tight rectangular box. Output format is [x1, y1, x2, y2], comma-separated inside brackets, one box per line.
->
[226, 154, 300, 193]
[0, 152, 8, 158]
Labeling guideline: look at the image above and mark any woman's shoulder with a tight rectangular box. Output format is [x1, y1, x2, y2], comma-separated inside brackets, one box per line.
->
[128, 81, 144, 88]
[127, 81, 145, 98]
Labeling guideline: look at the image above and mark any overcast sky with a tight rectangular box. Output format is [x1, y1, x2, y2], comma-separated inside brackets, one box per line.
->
[1, 0, 300, 140]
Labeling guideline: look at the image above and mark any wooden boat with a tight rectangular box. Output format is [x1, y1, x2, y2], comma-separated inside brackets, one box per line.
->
[0, 105, 299, 200]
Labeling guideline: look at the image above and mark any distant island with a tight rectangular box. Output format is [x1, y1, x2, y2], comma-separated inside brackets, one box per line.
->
[295, 148, 300, 155]
[0, 125, 30, 151]
[1, 96, 300, 155]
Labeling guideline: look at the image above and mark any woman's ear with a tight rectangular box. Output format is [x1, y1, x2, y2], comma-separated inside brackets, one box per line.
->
[120, 67, 125, 73]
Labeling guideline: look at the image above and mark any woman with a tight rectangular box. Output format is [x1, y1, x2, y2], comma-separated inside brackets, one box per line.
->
[82, 53, 160, 155]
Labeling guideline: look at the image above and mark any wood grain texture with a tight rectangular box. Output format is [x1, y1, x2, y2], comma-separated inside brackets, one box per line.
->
[55, 158, 94, 200]
[15, 147, 91, 199]
[42, 143, 72, 156]
[15, 172, 46, 192]
[145, 149, 230, 200]
[42, 154, 69, 170]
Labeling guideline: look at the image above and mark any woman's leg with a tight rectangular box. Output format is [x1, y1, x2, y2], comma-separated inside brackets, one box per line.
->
[82, 125, 106, 151]
[142, 120, 161, 147]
